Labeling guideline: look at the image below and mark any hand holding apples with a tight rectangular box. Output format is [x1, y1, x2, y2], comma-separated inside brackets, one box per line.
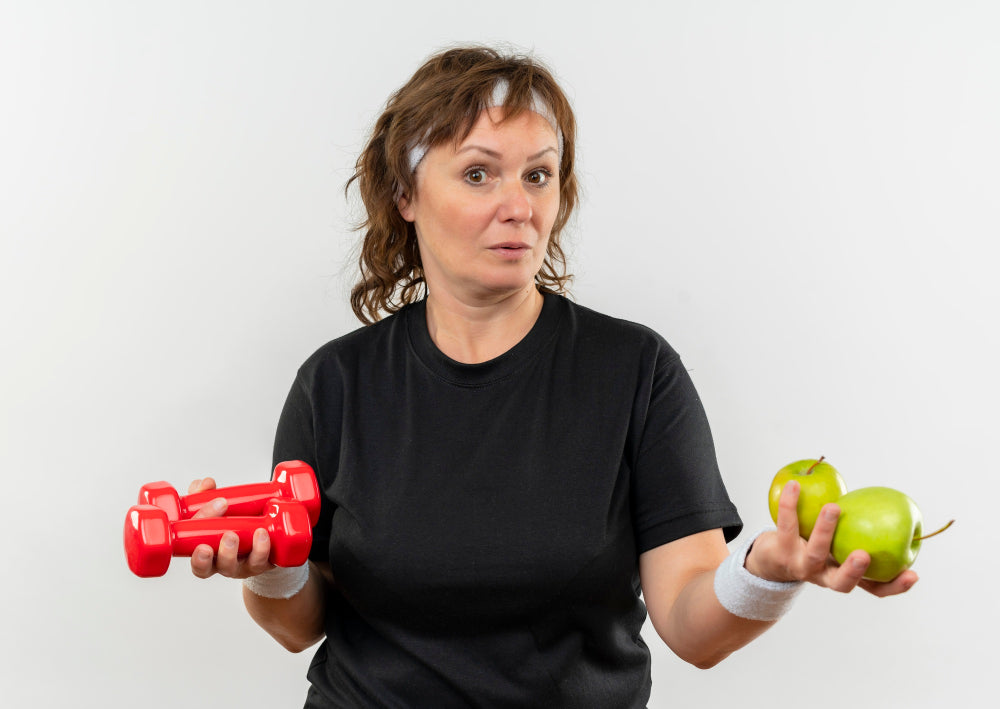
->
[764, 457, 953, 586]
[746, 479, 908, 595]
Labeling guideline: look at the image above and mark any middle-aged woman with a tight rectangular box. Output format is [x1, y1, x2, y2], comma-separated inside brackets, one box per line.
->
[186, 46, 917, 708]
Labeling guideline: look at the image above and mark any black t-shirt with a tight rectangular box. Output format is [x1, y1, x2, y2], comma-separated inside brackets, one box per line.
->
[273, 293, 742, 708]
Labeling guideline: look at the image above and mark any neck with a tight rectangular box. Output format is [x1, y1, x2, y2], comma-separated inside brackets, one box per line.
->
[425, 285, 544, 364]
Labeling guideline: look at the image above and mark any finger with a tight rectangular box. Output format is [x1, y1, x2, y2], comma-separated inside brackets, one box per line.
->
[775, 481, 802, 543]
[244, 528, 274, 576]
[859, 569, 919, 598]
[802, 503, 840, 573]
[187, 477, 217, 495]
[190, 544, 217, 579]
[214, 531, 242, 578]
[191, 497, 228, 520]
[826, 549, 870, 593]
[809, 503, 841, 546]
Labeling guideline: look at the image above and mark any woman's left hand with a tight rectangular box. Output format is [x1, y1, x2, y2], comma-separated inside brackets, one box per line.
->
[744, 480, 918, 598]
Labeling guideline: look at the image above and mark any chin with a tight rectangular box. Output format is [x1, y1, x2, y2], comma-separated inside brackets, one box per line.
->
[467, 267, 530, 291]
[463, 280, 531, 302]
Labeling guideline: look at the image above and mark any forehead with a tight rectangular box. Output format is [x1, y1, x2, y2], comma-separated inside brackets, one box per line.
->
[456, 107, 559, 149]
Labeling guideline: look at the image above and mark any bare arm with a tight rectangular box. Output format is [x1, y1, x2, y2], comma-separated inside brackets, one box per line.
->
[639, 529, 771, 669]
[639, 480, 918, 669]
[241, 557, 330, 653]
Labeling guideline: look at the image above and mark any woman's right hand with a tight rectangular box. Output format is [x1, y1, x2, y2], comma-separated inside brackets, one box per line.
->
[186, 477, 277, 580]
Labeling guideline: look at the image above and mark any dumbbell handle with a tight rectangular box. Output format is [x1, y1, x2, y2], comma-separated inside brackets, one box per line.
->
[171, 515, 269, 557]
[180, 483, 296, 518]
[173, 501, 312, 565]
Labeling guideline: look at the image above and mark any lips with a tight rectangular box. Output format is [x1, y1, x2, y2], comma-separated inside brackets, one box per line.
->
[486, 241, 533, 261]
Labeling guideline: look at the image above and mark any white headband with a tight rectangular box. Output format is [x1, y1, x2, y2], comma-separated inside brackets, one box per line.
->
[405, 79, 564, 175]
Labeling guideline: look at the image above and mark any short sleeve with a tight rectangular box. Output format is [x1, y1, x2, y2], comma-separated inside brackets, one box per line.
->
[272, 374, 334, 564]
[630, 343, 742, 553]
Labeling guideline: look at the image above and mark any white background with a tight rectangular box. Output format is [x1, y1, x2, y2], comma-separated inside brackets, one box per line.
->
[2, 1, 997, 707]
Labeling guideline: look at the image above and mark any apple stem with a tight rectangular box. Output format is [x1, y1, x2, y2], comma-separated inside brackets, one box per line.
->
[914, 519, 955, 542]
[805, 456, 826, 475]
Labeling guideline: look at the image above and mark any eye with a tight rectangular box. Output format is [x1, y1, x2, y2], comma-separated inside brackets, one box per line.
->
[525, 169, 553, 187]
[465, 167, 487, 185]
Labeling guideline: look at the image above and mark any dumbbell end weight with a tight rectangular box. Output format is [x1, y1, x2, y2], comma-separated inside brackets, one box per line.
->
[264, 498, 313, 568]
[124, 505, 173, 578]
[274, 461, 322, 527]
[137, 481, 183, 521]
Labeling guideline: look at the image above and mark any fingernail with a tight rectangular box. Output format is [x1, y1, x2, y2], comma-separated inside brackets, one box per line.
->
[197, 550, 212, 563]
[223, 534, 237, 549]
[852, 558, 867, 570]
[257, 529, 269, 543]
[212, 498, 227, 512]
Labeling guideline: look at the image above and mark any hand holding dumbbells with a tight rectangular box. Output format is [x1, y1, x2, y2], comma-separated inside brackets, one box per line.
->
[124, 461, 319, 578]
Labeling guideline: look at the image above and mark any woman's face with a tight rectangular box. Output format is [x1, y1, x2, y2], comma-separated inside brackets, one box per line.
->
[398, 107, 561, 303]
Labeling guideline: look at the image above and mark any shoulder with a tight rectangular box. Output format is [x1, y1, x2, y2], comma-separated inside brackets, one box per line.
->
[557, 296, 680, 364]
[295, 304, 415, 386]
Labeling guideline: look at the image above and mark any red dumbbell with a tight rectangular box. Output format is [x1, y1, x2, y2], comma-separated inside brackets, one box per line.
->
[138, 460, 320, 526]
[124, 497, 313, 578]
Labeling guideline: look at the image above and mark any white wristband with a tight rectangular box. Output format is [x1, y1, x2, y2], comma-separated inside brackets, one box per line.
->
[714, 528, 802, 621]
[242, 563, 310, 599]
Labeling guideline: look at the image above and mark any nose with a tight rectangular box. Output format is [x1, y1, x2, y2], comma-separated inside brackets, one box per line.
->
[496, 180, 532, 224]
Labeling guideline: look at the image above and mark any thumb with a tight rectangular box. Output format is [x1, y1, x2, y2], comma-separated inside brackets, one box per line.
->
[191, 496, 229, 519]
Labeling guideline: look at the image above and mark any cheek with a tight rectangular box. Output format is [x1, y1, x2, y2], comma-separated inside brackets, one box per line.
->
[537, 186, 561, 220]
[416, 203, 488, 267]
[428, 198, 493, 237]
[538, 198, 556, 230]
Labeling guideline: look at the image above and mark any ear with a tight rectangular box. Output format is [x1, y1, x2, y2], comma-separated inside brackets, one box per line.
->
[397, 192, 415, 223]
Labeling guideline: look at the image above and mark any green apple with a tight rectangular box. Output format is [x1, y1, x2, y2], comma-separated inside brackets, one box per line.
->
[831, 486, 952, 582]
[768, 457, 848, 539]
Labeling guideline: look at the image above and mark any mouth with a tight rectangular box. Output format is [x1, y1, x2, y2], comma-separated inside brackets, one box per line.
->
[489, 242, 530, 251]
[486, 241, 532, 262]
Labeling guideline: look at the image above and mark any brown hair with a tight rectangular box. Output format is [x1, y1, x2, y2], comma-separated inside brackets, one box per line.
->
[347, 45, 578, 324]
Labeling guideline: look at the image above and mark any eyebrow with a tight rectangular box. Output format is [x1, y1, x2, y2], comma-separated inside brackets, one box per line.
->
[455, 145, 558, 161]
